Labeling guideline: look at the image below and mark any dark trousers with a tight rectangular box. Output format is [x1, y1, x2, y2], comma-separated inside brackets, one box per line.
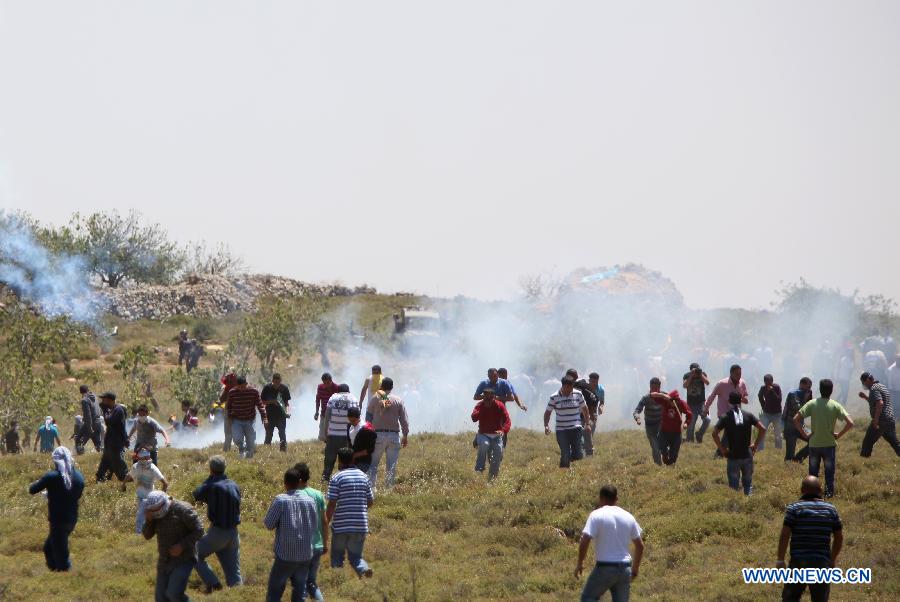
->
[75, 422, 103, 455]
[658, 430, 682, 465]
[784, 429, 810, 462]
[781, 558, 831, 602]
[222, 415, 233, 452]
[860, 419, 900, 457]
[644, 422, 662, 465]
[264, 413, 288, 451]
[685, 403, 709, 442]
[322, 435, 346, 480]
[44, 522, 75, 571]
[96, 447, 128, 482]
[808, 447, 836, 495]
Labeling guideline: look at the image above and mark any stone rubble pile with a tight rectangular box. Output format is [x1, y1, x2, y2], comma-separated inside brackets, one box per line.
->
[94, 274, 377, 320]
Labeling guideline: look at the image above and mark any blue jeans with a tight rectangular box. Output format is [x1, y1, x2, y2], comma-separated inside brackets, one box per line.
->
[808, 446, 836, 495]
[136, 497, 148, 534]
[306, 549, 324, 601]
[231, 419, 257, 458]
[474, 433, 504, 478]
[322, 435, 346, 480]
[369, 431, 401, 490]
[155, 561, 195, 602]
[195, 526, 242, 588]
[758, 412, 783, 450]
[44, 522, 75, 571]
[685, 403, 709, 442]
[266, 556, 311, 602]
[556, 428, 585, 468]
[581, 564, 631, 601]
[644, 422, 662, 465]
[726, 456, 754, 495]
[330, 532, 369, 576]
[583, 419, 596, 456]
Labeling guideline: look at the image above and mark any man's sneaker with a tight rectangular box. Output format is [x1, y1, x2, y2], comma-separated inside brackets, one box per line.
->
[204, 583, 223, 594]
[824, 490, 834, 498]
[363, 568, 374, 579]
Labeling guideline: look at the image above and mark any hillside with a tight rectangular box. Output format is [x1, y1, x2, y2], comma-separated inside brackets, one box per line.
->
[0, 426, 897, 601]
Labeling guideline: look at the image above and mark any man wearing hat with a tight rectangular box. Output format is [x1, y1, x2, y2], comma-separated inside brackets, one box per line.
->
[142, 490, 204, 602]
[96, 392, 129, 484]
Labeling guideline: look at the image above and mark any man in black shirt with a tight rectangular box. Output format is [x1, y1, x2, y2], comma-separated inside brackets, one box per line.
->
[683, 363, 710, 443]
[96, 392, 129, 483]
[3, 420, 22, 454]
[712, 392, 766, 495]
[262, 373, 292, 452]
[346, 406, 377, 474]
[76, 385, 104, 455]
[782, 378, 813, 463]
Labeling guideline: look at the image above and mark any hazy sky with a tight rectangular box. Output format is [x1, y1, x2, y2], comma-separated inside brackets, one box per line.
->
[1, 1, 898, 309]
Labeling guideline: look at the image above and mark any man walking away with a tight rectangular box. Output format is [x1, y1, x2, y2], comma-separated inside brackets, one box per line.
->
[219, 373, 238, 452]
[77, 385, 104, 454]
[315, 373, 340, 443]
[546, 376, 591, 469]
[346, 407, 376, 474]
[858, 372, 900, 458]
[777, 476, 843, 602]
[262, 373, 292, 452]
[782, 378, 813, 463]
[368, 377, 409, 493]
[142, 490, 204, 602]
[29, 447, 85, 571]
[650, 390, 691, 465]
[757, 374, 783, 451]
[360, 365, 384, 422]
[294, 463, 328, 602]
[96, 392, 130, 484]
[713, 392, 766, 495]
[193, 456, 243, 593]
[683, 364, 710, 443]
[471, 388, 511, 480]
[793, 379, 854, 498]
[704, 365, 749, 458]
[4, 420, 22, 454]
[327, 448, 375, 579]
[633, 378, 665, 466]
[576, 485, 644, 602]
[226, 376, 268, 459]
[322, 384, 358, 481]
[264, 466, 319, 602]
[34, 416, 61, 453]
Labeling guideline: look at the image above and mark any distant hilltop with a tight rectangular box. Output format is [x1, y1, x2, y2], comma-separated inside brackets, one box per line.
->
[564, 264, 684, 306]
[95, 274, 380, 320]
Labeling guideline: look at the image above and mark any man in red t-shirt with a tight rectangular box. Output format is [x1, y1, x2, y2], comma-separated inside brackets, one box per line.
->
[471, 388, 511, 480]
[650, 389, 692, 465]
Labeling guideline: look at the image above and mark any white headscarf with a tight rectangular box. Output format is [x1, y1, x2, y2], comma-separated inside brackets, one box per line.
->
[44, 416, 53, 430]
[732, 405, 744, 425]
[51, 446, 75, 490]
[145, 491, 172, 519]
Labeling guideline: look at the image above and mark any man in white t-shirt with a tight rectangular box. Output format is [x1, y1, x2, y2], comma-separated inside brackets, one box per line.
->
[576, 485, 644, 601]
[122, 448, 169, 533]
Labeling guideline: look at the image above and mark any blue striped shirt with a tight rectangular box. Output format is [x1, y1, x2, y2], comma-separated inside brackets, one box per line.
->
[546, 391, 586, 431]
[784, 498, 842, 564]
[193, 475, 241, 529]
[327, 468, 373, 534]
[263, 489, 318, 562]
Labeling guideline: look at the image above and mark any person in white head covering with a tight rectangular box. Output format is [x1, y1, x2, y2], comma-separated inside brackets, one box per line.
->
[122, 448, 169, 533]
[34, 416, 61, 454]
[712, 392, 767, 495]
[143, 490, 204, 602]
[28, 446, 85, 571]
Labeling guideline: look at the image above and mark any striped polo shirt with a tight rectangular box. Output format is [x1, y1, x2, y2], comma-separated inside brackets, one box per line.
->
[784, 498, 842, 564]
[868, 382, 895, 421]
[226, 386, 266, 422]
[326, 393, 359, 437]
[327, 467, 373, 534]
[546, 390, 586, 431]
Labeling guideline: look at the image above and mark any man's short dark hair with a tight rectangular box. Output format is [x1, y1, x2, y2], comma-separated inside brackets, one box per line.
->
[689, 363, 699, 370]
[566, 368, 578, 379]
[763, 374, 773, 382]
[819, 379, 834, 398]
[79, 385, 89, 394]
[589, 372, 599, 380]
[338, 447, 354, 465]
[729, 391, 742, 405]
[337, 383, 350, 393]
[284, 467, 301, 489]
[272, 373, 282, 381]
[730, 364, 741, 373]
[482, 387, 495, 395]
[372, 365, 382, 373]
[236, 376, 248, 385]
[322, 373, 333, 382]
[181, 399, 191, 407]
[381, 377, 394, 391]
[561, 375, 576, 387]
[487, 368, 498, 376]
[599, 485, 618, 501]
[799, 377, 813, 386]
[137, 404, 149, 413]
[860, 372, 874, 383]
[497, 368, 508, 376]
[347, 406, 361, 419]
[293, 462, 310, 483]
[649, 377, 661, 386]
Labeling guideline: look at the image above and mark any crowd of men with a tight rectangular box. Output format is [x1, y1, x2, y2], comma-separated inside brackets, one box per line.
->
[14, 350, 899, 601]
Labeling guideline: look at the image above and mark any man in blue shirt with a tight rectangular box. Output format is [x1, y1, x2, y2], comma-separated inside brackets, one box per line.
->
[193, 455, 243, 593]
[29, 446, 85, 571]
[264, 466, 319, 602]
[327, 447, 375, 579]
[34, 416, 61, 453]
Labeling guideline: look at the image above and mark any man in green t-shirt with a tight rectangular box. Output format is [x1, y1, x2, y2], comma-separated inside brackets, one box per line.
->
[295, 462, 327, 601]
[792, 379, 854, 498]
